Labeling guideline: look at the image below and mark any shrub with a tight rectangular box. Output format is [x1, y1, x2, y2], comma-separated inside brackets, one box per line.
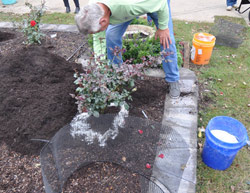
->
[122, 34, 160, 65]
[123, 17, 184, 68]
[18, 1, 46, 44]
[72, 53, 144, 117]
[176, 40, 184, 67]
[122, 34, 184, 68]
[88, 33, 183, 68]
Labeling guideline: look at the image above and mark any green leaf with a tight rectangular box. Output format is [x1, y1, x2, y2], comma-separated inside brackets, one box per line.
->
[123, 102, 129, 110]
[113, 101, 119, 107]
[129, 80, 135, 87]
[93, 111, 99, 117]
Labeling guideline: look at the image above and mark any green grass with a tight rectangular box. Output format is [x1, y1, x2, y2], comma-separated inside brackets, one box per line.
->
[42, 13, 75, 24]
[1, 12, 249, 193]
[173, 21, 249, 186]
[175, 18, 250, 192]
[0, 12, 75, 24]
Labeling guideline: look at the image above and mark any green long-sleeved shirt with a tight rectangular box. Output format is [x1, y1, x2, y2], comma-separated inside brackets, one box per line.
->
[90, 0, 169, 59]
[91, 0, 169, 30]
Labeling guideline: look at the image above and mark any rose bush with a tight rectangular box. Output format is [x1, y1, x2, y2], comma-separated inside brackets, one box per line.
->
[17, 1, 46, 45]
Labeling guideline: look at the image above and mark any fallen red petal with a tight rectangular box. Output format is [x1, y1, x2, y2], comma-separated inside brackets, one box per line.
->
[138, 130, 143, 134]
[158, 153, 164, 159]
[146, 163, 151, 169]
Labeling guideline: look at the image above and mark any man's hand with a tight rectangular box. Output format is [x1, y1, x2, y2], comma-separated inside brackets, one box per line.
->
[155, 28, 172, 50]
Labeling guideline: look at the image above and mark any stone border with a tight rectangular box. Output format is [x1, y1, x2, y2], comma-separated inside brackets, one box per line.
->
[145, 68, 198, 193]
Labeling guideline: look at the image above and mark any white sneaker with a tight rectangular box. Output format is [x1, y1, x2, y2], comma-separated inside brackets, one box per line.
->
[169, 82, 180, 99]
[226, 6, 232, 11]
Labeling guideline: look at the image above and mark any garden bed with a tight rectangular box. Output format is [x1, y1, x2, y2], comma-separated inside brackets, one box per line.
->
[0, 28, 168, 192]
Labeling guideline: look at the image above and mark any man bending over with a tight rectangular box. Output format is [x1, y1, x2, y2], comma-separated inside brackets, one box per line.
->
[75, 0, 180, 98]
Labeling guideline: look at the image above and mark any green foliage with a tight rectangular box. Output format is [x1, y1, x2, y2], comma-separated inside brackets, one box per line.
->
[72, 54, 144, 117]
[87, 17, 184, 68]
[87, 34, 94, 48]
[122, 34, 161, 65]
[176, 40, 184, 68]
[130, 17, 152, 26]
[122, 34, 183, 68]
[17, 2, 46, 45]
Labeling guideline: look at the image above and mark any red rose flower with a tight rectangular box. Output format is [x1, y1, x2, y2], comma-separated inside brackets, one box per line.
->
[30, 20, 36, 27]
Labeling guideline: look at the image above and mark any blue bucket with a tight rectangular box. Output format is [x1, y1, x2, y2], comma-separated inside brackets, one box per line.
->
[1, 0, 16, 5]
[202, 116, 249, 170]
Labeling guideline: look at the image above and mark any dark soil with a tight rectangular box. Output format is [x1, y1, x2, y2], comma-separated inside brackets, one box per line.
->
[63, 162, 142, 193]
[0, 28, 167, 192]
[0, 45, 81, 155]
[0, 31, 15, 42]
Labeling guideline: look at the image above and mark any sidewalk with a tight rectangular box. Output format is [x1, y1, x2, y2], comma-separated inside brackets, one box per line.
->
[0, 0, 249, 24]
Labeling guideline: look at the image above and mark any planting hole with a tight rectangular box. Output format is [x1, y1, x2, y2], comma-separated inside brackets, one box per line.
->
[0, 31, 16, 42]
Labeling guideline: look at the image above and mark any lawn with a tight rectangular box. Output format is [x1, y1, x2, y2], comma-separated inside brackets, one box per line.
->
[184, 18, 250, 192]
[173, 16, 249, 192]
[0, 12, 249, 193]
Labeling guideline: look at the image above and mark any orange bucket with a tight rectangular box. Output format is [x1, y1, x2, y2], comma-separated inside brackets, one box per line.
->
[191, 33, 216, 65]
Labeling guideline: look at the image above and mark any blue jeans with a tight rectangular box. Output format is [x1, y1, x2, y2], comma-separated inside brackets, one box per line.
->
[105, 0, 179, 83]
[227, 0, 237, 6]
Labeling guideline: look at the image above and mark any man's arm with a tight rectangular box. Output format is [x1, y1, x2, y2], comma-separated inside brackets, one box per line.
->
[155, 0, 171, 49]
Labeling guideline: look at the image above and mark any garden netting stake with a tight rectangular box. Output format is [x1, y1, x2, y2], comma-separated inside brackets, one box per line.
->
[30, 138, 50, 143]
[66, 41, 88, 61]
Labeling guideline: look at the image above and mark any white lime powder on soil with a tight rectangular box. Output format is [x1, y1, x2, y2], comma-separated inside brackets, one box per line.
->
[211, 130, 238, 143]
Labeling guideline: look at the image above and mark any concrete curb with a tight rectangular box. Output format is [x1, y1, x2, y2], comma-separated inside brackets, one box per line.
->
[145, 68, 198, 193]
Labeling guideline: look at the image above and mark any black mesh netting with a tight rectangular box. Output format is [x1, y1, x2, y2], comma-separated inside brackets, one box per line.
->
[40, 111, 190, 193]
[210, 19, 247, 48]
[236, 0, 250, 14]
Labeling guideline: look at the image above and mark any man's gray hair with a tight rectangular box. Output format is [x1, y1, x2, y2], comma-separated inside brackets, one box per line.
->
[75, 3, 104, 34]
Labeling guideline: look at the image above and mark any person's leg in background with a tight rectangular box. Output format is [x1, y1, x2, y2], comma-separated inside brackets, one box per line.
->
[226, 0, 237, 11]
[147, 0, 180, 98]
[63, 0, 80, 13]
[63, 0, 71, 13]
[73, 0, 80, 14]
[106, 20, 132, 65]
[63, 0, 70, 13]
